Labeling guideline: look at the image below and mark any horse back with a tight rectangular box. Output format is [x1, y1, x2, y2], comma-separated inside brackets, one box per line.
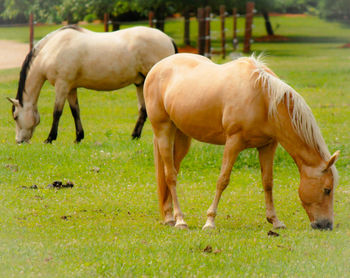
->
[37, 27, 176, 90]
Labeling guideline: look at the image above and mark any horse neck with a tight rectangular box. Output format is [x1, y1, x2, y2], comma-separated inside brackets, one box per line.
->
[278, 132, 323, 172]
[22, 66, 45, 107]
[274, 107, 326, 173]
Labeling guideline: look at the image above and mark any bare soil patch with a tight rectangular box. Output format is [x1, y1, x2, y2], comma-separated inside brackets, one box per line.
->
[0, 40, 29, 70]
[341, 43, 350, 48]
[178, 45, 198, 54]
[255, 35, 289, 42]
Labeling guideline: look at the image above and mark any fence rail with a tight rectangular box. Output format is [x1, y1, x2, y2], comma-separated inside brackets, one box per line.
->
[1, 4, 256, 57]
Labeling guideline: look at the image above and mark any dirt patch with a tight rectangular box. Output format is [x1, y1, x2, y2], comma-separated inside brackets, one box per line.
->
[0, 40, 29, 70]
[178, 45, 198, 54]
[269, 13, 308, 17]
[255, 35, 289, 42]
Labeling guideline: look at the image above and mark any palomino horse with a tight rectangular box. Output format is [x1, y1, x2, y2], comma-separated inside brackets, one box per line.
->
[144, 53, 339, 230]
[7, 25, 177, 143]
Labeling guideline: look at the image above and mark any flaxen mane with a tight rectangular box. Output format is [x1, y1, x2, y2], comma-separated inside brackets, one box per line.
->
[247, 55, 338, 184]
[16, 25, 82, 106]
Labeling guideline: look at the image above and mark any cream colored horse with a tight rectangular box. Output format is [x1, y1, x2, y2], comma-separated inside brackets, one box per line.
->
[144, 53, 339, 230]
[7, 25, 177, 143]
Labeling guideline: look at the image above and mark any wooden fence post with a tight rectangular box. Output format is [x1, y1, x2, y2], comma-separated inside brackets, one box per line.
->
[232, 8, 238, 51]
[243, 2, 254, 53]
[184, 8, 190, 46]
[204, 6, 211, 59]
[149, 11, 154, 27]
[220, 5, 226, 59]
[29, 13, 34, 51]
[104, 13, 109, 32]
[197, 8, 205, 56]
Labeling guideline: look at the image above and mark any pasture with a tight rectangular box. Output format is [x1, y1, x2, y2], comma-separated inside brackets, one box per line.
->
[0, 15, 349, 277]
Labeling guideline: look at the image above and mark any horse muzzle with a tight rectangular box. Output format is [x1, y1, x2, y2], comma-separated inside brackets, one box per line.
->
[311, 219, 333, 231]
[16, 138, 30, 144]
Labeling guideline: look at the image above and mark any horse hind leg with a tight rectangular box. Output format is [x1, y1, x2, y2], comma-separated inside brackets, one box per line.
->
[154, 123, 188, 229]
[131, 82, 147, 139]
[44, 81, 70, 143]
[162, 129, 191, 226]
[67, 88, 84, 143]
[258, 142, 286, 229]
[154, 136, 174, 226]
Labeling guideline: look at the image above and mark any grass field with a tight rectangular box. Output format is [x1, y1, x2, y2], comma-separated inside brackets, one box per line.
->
[0, 15, 349, 277]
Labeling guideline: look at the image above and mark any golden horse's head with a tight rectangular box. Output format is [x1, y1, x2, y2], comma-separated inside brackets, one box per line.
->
[7, 97, 40, 144]
[298, 151, 339, 230]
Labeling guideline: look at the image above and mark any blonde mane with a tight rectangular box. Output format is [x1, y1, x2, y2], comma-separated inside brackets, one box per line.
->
[247, 55, 331, 160]
[247, 55, 338, 185]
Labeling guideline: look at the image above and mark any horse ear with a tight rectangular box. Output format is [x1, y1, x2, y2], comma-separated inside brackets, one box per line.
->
[6, 97, 19, 107]
[324, 150, 340, 171]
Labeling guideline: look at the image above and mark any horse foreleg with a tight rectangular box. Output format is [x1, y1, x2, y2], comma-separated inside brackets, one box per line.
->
[203, 135, 243, 230]
[131, 84, 147, 139]
[67, 89, 84, 143]
[258, 142, 286, 229]
[44, 82, 69, 143]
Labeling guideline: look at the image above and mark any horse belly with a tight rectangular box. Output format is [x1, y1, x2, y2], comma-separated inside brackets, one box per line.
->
[175, 120, 226, 145]
[165, 97, 226, 145]
[76, 66, 137, 91]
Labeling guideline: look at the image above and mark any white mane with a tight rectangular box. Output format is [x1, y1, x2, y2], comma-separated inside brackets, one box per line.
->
[247, 55, 338, 185]
[247, 55, 331, 160]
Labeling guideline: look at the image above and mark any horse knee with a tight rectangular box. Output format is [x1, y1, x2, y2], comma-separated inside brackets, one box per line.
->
[165, 174, 177, 187]
[262, 180, 273, 192]
[217, 175, 230, 191]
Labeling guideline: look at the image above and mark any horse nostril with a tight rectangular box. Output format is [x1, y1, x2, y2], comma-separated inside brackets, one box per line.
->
[311, 219, 333, 231]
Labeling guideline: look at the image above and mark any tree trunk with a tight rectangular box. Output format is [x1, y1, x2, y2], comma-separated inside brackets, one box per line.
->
[155, 19, 165, 31]
[112, 22, 120, 31]
[262, 10, 274, 36]
[184, 9, 190, 46]
[155, 5, 166, 31]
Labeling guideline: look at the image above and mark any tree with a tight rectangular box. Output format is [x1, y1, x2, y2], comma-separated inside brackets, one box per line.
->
[135, 0, 176, 31]
[87, 0, 143, 30]
[1, 0, 62, 23]
[319, 0, 350, 22]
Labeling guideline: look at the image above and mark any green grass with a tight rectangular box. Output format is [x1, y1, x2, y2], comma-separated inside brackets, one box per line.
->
[0, 15, 350, 277]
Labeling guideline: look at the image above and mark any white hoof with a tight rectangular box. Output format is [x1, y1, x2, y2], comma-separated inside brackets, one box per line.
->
[175, 219, 188, 229]
[273, 221, 286, 229]
[202, 222, 216, 230]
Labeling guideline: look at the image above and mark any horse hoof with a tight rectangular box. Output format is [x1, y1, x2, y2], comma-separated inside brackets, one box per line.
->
[273, 222, 286, 229]
[44, 139, 52, 144]
[202, 223, 216, 230]
[175, 222, 188, 229]
[164, 220, 176, 227]
[132, 134, 141, 140]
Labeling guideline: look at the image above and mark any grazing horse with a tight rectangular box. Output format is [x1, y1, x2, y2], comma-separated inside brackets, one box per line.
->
[144, 53, 339, 230]
[7, 25, 177, 143]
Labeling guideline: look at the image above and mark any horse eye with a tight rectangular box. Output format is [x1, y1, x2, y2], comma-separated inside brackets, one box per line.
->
[324, 188, 332, 195]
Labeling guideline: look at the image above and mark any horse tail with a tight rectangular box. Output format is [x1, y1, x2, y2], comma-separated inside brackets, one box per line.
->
[153, 137, 167, 219]
[171, 40, 178, 54]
